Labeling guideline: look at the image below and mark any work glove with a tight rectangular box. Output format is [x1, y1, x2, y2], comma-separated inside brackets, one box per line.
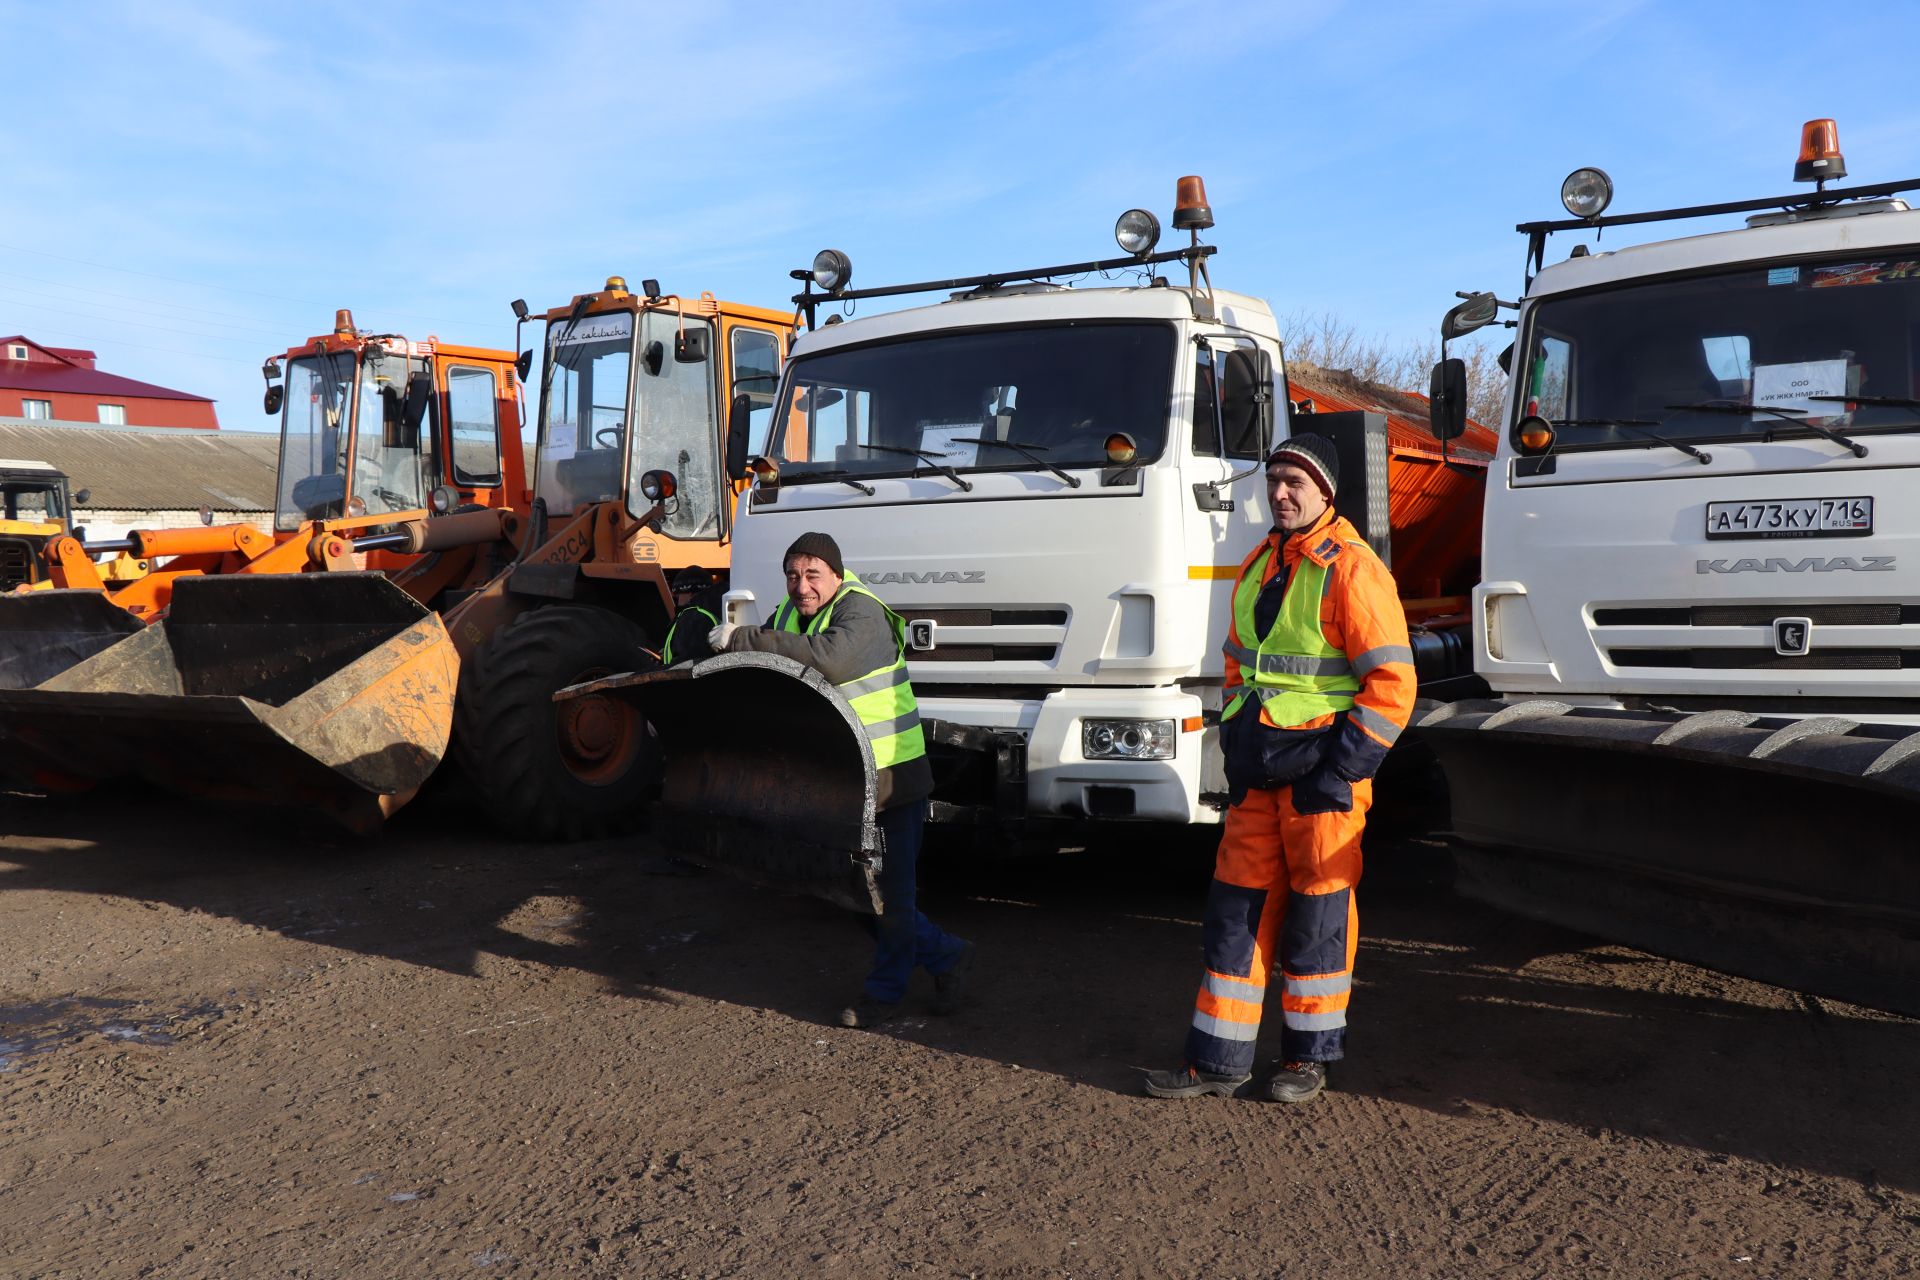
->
[707, 622, 738, 651]
[1290, 763, 1354, 816]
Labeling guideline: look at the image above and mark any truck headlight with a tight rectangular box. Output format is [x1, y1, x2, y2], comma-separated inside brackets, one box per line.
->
[1082, 718, 1175, 760]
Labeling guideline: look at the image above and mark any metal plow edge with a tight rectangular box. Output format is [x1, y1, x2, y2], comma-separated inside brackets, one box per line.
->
[0, 589, 146, 690]
[1416, 700, 1920, 1017]
[559, 651, 884, 915]
[0, 574, 458, 833]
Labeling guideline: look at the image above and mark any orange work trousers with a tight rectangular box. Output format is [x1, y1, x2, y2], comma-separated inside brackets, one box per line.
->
[1184, 779, 1368, 1075]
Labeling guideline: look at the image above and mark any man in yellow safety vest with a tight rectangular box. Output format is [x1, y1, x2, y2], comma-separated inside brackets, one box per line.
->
[1145, 433, 1415, 1103]
[709, 531, 975, 1028]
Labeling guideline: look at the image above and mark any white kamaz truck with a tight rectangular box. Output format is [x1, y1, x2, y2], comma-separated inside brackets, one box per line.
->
[1418, 121, 1920, 1015]
[714, 181, 1479, 837]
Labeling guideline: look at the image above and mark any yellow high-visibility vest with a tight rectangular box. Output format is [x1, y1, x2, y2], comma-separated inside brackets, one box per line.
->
[1221, 544, 1359, 728]
[774, 574, 927, 768]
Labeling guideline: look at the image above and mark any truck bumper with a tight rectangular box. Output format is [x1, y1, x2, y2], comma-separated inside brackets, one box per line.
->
[919, 686, 1217, 825]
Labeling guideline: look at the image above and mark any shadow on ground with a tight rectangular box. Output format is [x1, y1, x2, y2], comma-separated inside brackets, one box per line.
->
[2, 785, 1915, 1192]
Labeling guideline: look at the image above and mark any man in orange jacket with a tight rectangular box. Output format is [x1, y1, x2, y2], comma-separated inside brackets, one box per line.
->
[1145, 432, 1415, 1103]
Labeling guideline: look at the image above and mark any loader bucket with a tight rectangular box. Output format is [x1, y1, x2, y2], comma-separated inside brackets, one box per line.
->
[0, 573, 458, 833]
[0, 589, 145, 689]
[1416, 701, 1920, 1017]
[559, 651, 884, 914]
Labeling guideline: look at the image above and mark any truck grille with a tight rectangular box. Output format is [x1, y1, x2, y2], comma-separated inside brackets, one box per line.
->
[1595, 600, 1920, 671]
[898, 607, 1068, 664]
[0, 536, 38, 591]
[1606, 648, 1917, 670]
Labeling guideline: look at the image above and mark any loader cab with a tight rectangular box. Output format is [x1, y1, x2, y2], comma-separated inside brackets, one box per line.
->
[532, 284, 789, 559]
[0, 462, 72, 590]
[273, 343, 433, 532]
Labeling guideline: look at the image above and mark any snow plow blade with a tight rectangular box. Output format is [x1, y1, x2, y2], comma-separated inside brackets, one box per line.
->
[558, 652, 884, 914]
[1417, 700, 1920, 1016]
[0, 589, 145, 690]
[0, 573, 458, 833]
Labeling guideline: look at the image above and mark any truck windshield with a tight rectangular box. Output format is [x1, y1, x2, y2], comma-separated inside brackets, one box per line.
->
[1521, 253, 1920, 450]
[276, 349, 356, 529]
[765, 323, 1175, 482]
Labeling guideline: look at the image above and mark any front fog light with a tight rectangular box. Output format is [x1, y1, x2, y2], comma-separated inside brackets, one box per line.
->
[1082, 718, 1176, 760]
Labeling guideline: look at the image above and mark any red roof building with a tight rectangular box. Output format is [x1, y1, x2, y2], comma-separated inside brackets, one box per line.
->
[0, 336, 219, 429]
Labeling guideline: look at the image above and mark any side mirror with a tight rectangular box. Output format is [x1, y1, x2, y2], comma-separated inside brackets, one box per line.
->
[674, 328, 711, 364]
[514, 350, 533, 380]
[71, 488, 90, 506]
[403, 372, 432, 432]
[1428, 358, 1468, 441]
[264, 384, 285, 415]
[1441, 291, 1499, 341]
[726, 393, 753, 480]
[1255, 349, 1276, 457]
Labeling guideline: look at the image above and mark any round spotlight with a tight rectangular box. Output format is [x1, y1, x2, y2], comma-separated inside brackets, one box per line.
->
[1104, 432, 1139, 465]
[1114, 209, 1161, 257]
[748, 456, 780, 486]
[811, 249, 853, 293]
[347, 495, 368, 518]
[640, 469, 678, 503]
[429, 485, 456, 515]
[1560, 168, 1614, 219]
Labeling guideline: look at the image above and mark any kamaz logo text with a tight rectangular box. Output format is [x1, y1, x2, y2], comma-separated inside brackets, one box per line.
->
[1695, 555, 1896, 574]
[861, 569, 986, 584]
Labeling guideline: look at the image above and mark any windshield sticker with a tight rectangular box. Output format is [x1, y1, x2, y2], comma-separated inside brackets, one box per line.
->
[551, 313, 632, 347]
[1767, 266, 1800, 286]
[1752, 359, 1848, 417]
[1811, 260, 1920, 288]
[543, 429, 576, 464]
[919, 422, 982, 467]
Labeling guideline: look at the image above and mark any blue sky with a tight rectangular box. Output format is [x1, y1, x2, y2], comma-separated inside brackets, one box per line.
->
[4, 0, 1918, 433]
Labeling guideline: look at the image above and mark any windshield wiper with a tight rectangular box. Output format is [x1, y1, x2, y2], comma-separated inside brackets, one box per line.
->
[848, 444, 973, 492]
[781, 467, 874, 495]
[1667, 401, 1868, 458]
[946, 436, 1082, 488]
[1557, 417, 1713, 465]
[1806, 394, 1920, 434]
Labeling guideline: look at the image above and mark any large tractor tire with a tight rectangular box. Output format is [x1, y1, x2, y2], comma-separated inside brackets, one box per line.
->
[454, 604, 661, 841]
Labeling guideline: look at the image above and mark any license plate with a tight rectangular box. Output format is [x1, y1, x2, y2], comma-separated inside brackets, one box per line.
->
[1705, 496, 1873, 540]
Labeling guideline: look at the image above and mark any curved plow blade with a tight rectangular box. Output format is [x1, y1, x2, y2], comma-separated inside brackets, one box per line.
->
[1416, 701, 1920, 1016]
[0, 574, 457, 833]
[0, 589, 145, 689]
[561, 651, 883, 914]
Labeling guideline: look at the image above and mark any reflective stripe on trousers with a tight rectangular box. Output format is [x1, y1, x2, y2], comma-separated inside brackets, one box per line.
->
[1184, 778, 1369, 1075]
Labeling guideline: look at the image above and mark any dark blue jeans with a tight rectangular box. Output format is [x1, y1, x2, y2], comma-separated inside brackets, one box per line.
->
[866, 800, 967, 1003]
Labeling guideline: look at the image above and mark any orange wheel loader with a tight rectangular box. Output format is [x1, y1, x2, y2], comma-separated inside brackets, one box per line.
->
[0, 314, 531, 826]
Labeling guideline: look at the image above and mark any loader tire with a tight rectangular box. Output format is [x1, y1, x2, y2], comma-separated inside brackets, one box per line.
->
[454, 605, 660, 841]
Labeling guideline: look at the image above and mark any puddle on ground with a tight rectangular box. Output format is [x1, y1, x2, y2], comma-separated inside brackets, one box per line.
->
[0, 996, 220, 1071]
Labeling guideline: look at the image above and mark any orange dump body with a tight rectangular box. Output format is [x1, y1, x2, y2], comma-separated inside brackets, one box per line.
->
[1286, 369, 1496, 627]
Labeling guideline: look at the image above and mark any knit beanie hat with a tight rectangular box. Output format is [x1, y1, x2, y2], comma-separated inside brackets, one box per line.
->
[670, 565, 715, 593]
[784, 531, 845, 577]
[1265, 432, 1339, 499]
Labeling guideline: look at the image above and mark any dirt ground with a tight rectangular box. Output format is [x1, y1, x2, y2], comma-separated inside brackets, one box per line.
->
[1, 790, 1916, 1280]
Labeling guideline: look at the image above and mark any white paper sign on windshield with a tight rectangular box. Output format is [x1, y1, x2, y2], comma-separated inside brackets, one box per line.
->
[919, 422, 982, 467]
[551, 312, 633, 347]
[1751, 359, 1848, 418]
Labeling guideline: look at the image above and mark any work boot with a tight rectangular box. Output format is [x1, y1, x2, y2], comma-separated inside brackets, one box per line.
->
[839, 997, 901, 1029]
[931, 940, 976, 1016]
[1142, 1065, 1252, 1099]
[1265, 1060, 1328, 1104]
